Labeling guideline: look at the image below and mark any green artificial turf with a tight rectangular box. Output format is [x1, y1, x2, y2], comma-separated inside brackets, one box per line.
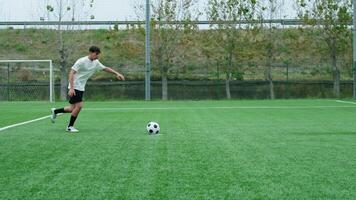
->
[0, 100, 356, 199]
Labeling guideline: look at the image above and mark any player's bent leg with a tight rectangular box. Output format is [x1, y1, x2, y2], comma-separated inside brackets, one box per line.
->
[51, 104, 76, 123]
[67, 102, 83, 133]
[71, 102, 83, 117]
[64, 104, 75, 113]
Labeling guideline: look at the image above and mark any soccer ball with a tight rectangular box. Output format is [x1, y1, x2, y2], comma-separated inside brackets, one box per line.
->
[147, 122, 160, 134]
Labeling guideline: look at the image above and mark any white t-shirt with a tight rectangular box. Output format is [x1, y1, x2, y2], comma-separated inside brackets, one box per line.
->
[68, 56, 106, 91]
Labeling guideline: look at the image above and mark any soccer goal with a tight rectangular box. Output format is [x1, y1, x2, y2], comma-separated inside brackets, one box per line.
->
[0, 60, 55, 102]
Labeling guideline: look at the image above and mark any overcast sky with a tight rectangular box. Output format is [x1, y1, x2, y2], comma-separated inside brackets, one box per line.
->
[0, 0, 297, 21]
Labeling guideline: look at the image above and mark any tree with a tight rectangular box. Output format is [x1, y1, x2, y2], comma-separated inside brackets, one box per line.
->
[252, 0, 285, 99]
[44, 0, 95, 100]
[150, 0, 199, 100]
[297, 0, 352, 98]
[207, 0, 256, 99]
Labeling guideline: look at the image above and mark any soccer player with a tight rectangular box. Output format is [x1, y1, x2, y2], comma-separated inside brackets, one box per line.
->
[50, 46, 125, 133]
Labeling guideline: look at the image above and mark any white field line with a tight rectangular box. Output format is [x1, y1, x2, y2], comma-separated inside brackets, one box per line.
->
[0, 115, 50, 132]
[335, 100, 356, 105]
[85, 105, 356, 111]
[1, 105, 355, 132]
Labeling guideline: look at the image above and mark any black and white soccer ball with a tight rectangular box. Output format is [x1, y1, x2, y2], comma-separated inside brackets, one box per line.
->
[147, 122, 160, 134]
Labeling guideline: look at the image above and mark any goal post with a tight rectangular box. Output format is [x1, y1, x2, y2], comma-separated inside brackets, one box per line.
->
[0, 60, 55, 102]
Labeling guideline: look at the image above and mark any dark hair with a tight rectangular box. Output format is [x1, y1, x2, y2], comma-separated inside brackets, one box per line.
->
[89, 46, 101, 54]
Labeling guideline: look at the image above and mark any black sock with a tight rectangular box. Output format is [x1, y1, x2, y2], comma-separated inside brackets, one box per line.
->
[68, 115, 77, 127]
[54, 108, 65, 114]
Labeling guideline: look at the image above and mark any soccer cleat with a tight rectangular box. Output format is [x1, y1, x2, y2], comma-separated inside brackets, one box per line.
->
[50, 108, 57, 123]
[67, 126, 79, 133]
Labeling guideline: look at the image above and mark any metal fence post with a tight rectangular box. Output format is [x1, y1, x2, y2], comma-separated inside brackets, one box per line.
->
[7, 63, 10, 101]
[145, 0, 151, 100]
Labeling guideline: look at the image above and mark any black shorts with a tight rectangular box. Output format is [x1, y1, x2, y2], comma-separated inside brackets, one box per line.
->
[69, 89, 84, 104]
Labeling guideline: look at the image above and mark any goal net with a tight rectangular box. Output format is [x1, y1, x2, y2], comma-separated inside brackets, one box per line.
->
[0, 60, 54, 102]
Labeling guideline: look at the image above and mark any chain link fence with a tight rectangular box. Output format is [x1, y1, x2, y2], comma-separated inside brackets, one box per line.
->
[0, 62, 54, 101]
[0, 21, 353, 101]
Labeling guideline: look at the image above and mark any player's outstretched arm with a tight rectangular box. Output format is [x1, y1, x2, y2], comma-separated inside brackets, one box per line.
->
[103, 67, 125, 81]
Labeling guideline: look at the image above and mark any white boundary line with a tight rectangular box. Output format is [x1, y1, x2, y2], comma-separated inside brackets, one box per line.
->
[85, 105, 356, 111]
[1, 104, 355, 132]
[335, 100, 356, 105]
[0, 115, 50, 132]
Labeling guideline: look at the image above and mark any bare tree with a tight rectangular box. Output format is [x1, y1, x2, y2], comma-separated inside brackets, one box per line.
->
[44, 0, 94, 100]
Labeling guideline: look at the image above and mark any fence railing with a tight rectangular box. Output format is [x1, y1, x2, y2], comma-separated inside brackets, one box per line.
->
[0, 80, 353, 101]
[0, 19, 352, 27]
